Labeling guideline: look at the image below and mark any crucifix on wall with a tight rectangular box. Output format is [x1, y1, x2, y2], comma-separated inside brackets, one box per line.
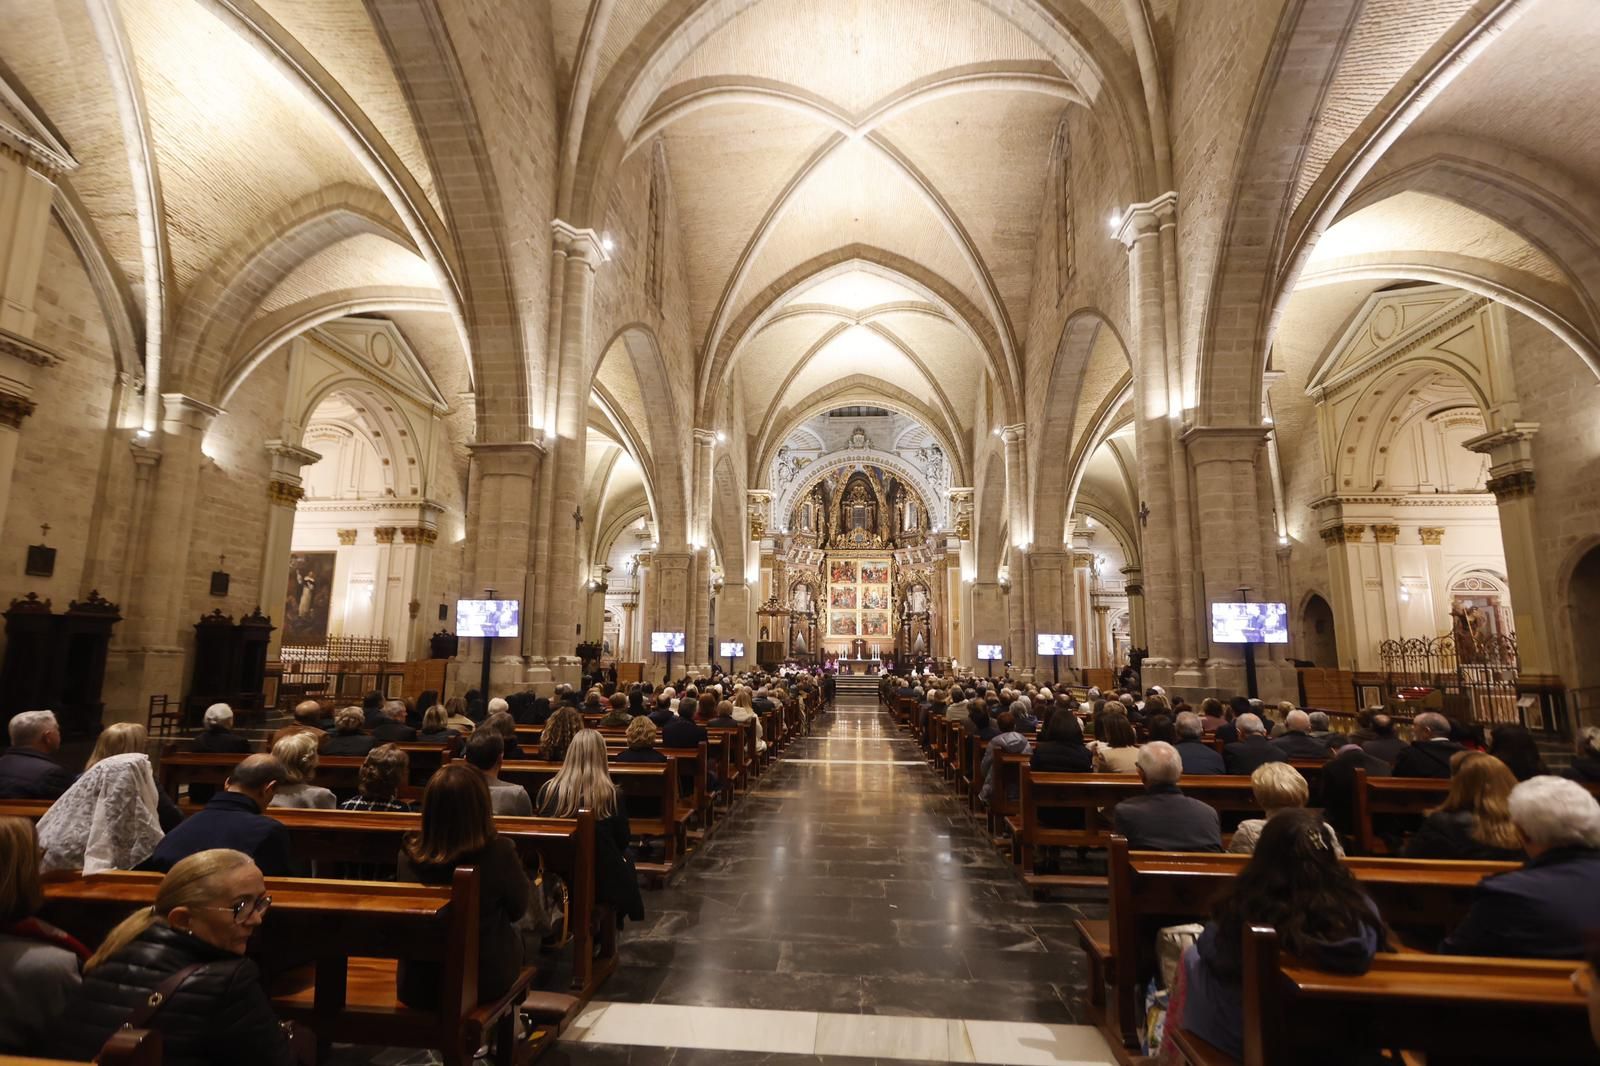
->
[573, 507, 584, 530]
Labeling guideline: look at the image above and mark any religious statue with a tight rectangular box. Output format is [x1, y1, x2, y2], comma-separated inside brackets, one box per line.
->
[906, 583, 929, 615]
[791, 582, 813, 613]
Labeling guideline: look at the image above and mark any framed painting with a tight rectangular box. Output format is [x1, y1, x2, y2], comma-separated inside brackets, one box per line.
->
[829, 586, 857, 609]
[862, 587, 889, 610]
[283, 551, 336, 645]
[830, 612, 858, 636]
[862, 612, 890, 636]
[830, 561, 857, 584]
[860, 562, 890, 584]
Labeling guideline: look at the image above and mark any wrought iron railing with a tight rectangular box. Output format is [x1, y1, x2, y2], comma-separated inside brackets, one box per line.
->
[1376, 633, 1521, 727]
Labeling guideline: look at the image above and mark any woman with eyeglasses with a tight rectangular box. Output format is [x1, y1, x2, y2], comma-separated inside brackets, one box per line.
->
[54, 848, 295, 1066]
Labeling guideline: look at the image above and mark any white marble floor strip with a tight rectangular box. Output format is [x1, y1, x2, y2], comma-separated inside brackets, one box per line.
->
[785, 758, 928, 765]
[565, 1001, 1116, 1065]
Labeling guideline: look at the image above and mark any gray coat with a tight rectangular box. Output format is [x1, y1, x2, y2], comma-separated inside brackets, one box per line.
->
[0, 932, 79, 1053]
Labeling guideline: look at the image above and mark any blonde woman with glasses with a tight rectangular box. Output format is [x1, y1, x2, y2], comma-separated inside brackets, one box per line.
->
[536, 730, 644, 925]
[54, 849, 295, 1066]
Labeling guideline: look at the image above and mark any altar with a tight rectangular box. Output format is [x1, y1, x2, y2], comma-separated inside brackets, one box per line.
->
[839, 658, 881, 676]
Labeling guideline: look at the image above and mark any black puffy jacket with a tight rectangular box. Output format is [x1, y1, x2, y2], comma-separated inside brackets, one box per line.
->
[53, 923, 295, 1066]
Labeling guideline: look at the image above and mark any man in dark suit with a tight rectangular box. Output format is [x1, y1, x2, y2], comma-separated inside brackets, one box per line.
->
[1320, 742, 1393, 839]
[662, 701, 708, 750]
[1272, 709, 1334, 760]
[192, 703, 253, 754]
[1112, 741, 1222, 852]
[1441, 776, 1600, 959]
[1174, 712, 1225, 774]
[1360, 714, 1407, 764]
[371, 702, 418, 742]
[0, 710, 75, 800]
[1391, 712, 1465, 778]
[146, 755, 293, 876]
[360, 690, 386, 729]
[1223, 713, 1289, 775]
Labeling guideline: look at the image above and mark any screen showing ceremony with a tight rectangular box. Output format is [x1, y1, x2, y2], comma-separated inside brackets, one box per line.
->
[456, 599, 519, 638]
[977, 644, 1004, 660]
[651, 631, 686, 653]
[1210, 601, 1289, 644]
[720, 642, 744, 658]
[1036, 633, 1075, 656]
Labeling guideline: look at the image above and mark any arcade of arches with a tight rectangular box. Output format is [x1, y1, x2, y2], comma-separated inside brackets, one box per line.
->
[3, 0, 1600, 721]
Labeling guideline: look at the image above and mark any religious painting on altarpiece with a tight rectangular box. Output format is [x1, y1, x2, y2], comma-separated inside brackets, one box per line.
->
[862, 587, 889, 610]
[860, 562, 890, 584]
[830, 560, 857, 584]
[831, 612, 858, 636]
[862, 612, 890, 637]
[830, 586, 857, 609]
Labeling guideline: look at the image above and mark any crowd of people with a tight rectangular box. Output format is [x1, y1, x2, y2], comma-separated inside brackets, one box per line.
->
[0, 667, 822, 1062]
[882, 669, 1600, 1060]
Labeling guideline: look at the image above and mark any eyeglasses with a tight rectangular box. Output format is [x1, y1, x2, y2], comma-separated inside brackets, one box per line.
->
[198, 895, 272, 924]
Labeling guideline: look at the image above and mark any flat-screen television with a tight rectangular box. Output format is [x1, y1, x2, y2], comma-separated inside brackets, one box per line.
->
[651, 631, 686, 653]
[1036, 633, 1075, 656]
[977, 643, 1004, 661]
[456, 599, 519, 638]
[1211, 602, 1289, 644]
[719, 642, 744, 658]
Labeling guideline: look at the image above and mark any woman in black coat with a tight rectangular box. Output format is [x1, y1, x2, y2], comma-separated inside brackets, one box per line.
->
[54, 850, 294, 1066]
[395, 765, 529, 1008]
[537, 730, 645, 924]
[1031, 711, 1091, 831]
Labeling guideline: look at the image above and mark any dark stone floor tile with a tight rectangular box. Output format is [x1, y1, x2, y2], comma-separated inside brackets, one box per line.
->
[650, 970, 865, 1013]
[859, 974, 1078, 1024]
[780, 940, 969, 980]
[541, 1044, 677, 1065]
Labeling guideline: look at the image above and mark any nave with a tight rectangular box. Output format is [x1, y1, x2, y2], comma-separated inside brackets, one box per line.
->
[553, 694, 1112, 1065]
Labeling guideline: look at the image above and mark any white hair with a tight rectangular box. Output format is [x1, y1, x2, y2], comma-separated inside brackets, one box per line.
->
[1284, 709, 1311, 732]
[1237, 712, 1266, 736]
[1136, 741, 1182, 786]
[1508, 776, 1600, 849]
[1175, 712, 1204, 740]
[203, 703, 235, 730]
[486, 697, 509, 715]
[1308, 711, 1330, 731]
[9, 710, 58, 746]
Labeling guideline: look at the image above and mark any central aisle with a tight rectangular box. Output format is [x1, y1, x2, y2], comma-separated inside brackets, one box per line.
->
[557, 693, 1116, 1065]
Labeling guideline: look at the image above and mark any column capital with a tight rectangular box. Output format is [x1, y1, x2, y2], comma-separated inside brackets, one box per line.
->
[399, 525, 438, 545]
[1372, 524, 1400, 543]
[0, 392, 36, 430]
[1114, 191, 1178, 248]
[160, 393, 223, 434]
[266, 479, 305, 509]
[550, 219, 609, 264]
[1072, 550, 1096, 569]
[128, 438, 162, 467]
[1001, 424, 1027, 445]
[1319, 523, 1367, 544]
[692, 427, 718, 447]
[1486, 470, 1537, 501]
[373, 526, 398, 544]
[337, 528, 359, 545]
[1180, 424, 1269, 464]
[1418, 526, 1445, 546]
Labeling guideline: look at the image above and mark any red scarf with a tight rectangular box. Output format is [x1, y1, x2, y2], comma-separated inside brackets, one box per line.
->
[2, 917, 91, 963]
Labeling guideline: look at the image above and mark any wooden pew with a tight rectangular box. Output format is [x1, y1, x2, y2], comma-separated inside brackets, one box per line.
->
[1170, 924, 1595, 1065]
[1013, 771, 1262, 865]
[1351, 768, 1448, 854]
[43, 870, 532, 1066]
[1099, 837, 1515, 1051]
[497, 760, 684, 880]
[156, 745, 451, 799]
[258, 807, 609, 997]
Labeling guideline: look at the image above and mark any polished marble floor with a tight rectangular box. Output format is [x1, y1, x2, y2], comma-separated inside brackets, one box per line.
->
[554, 695, 1112, 1064]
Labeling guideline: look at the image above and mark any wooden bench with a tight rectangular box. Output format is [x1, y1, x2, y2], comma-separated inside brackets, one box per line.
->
[157, 745, 451, 800]
[1102, 838, 1515, 1051]
[0, 1028, 162, 1066]
[497, 760, 685, 880]
[259, 807, 610, 997]
[43, 870, 533, 1066]
[1170, 924, 1595, 1065]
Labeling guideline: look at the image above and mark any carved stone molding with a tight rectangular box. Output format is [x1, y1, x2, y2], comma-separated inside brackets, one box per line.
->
[1372, 524, 1400, 543]
[1319, 523, 1368, 545]
[1486, 470, 1536, 501]
[336, 529, 358, 546]
[0, 392, 36, 430]
[1418, 527, 1445, 546]
[1343, 524, 1368, 543]
[0, 330, 61, 369]
[1072, 551, 1095, 569]
[399, 525, 438, 545]
[373, 526, 398, 544]
[266, 479, 305, 508]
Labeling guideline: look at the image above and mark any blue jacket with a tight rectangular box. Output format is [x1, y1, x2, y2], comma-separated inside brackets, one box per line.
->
[0, 748, 75, 800]
[145, 792, 292, 877]
[1440, 846, 1600, 959]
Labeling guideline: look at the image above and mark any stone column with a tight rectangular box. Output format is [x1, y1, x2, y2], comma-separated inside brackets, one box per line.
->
[620, 598, 637, 661]
[1419, 527, 1448, 637]
[1465, 423, 1554, 678]
[258, 439, 322, 655]
[1027, 547, 1070, 646]
[398, 524, 438, 660]
[1372, 524, 1402, 641]
[1002, 426, 1032, 672]
[1121, 565, 1147, 650]
[650, 550, 691, 683]
[1072, 550, 1095, 671]
[1095, 604, 1114, 669]
[634, 550, 654, 659]
[542, 224, 605, 682]
[1319, 523, 1369, 670]
[463, 441, 544, 688]
[721, 580, 750, 668]
[1115, 193, 1188, 683]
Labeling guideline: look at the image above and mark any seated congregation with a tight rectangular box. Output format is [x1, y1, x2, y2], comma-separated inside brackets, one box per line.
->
[882, 671, 1600, 1063]
[0, 673, 819, 1065]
